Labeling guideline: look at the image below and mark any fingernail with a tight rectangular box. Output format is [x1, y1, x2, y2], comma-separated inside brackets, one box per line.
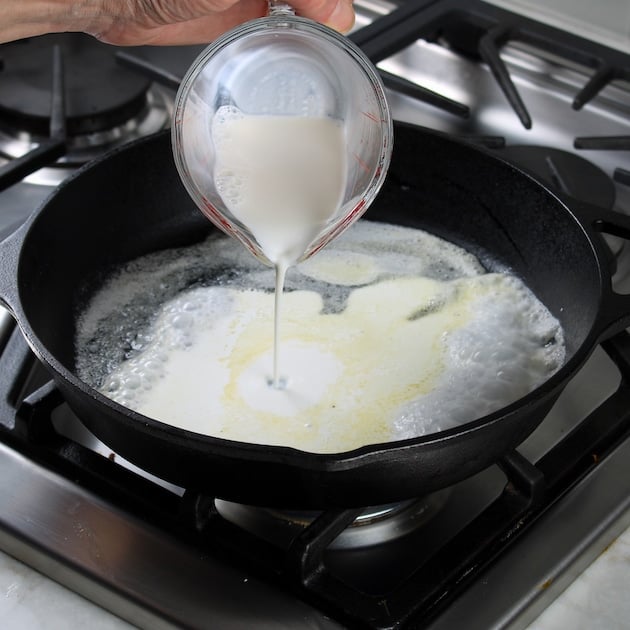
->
[326, 0, 355, 33]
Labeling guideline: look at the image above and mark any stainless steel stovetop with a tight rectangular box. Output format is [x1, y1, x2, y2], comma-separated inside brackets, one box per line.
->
[1, 1, 630, 628]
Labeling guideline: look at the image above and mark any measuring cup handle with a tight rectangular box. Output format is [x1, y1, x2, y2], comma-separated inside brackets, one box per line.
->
[268, 1, 295, 17]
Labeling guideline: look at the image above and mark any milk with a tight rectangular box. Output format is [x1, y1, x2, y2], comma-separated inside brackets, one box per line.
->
[212, 110, 348, 385]
[212, 110, 347, 266]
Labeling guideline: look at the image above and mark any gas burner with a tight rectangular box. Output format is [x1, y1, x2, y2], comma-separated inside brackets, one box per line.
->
[0, 34, 172, 185]
[215, 491, 451, 550]
[494, 145, 616, 209]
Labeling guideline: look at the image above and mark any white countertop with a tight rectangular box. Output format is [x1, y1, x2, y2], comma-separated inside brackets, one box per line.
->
[2, 522, 630, 629]
[528, 523, 630, 630]
[0, 549, 133, 630]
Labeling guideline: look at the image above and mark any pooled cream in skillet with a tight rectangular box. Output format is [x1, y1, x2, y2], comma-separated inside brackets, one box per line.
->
[76, 221, 565, 453]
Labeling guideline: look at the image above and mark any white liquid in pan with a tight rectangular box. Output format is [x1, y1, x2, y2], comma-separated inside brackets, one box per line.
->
[76, 222, 566, 454]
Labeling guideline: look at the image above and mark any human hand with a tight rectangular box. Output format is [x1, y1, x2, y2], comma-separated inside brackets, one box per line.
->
[0, 0, 356, 46]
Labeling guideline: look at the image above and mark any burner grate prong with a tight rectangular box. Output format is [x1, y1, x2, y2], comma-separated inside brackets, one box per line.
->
[49, 45, 67, 141]
[575, 136, 630, 151]
[115, 51, 183, 91]
[573, 64, 616, 111]
[478, 24, 532, 129]
[0, 139, 66, 191]
[0, 43, 68, 191]
[379, 69, 470, 118]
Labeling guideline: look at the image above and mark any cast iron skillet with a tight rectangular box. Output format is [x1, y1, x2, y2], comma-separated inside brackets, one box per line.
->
[1, 121, 630, 509]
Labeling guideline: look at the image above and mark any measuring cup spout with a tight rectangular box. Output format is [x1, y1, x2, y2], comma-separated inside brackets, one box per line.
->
[172, 8, 392, 267]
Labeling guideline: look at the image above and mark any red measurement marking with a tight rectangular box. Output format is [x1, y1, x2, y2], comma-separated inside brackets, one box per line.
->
[361, 112, 385, 123]
[353, 153, 371, 174]
[200, 197, 236, 236]
[312, 200, 368, 257]
[362, 111, 381, 123]
[174, 112, 192, 126]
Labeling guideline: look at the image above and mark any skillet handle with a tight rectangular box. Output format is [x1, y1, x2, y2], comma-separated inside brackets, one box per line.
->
[571, 199, 630, 341]
[0, 222, 26, 318]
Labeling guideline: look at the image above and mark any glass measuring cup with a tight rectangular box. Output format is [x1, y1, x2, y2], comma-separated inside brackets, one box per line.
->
[172, 1, 392, 267]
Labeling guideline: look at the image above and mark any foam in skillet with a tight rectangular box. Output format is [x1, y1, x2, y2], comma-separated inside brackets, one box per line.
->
[75, 221, 565, 453]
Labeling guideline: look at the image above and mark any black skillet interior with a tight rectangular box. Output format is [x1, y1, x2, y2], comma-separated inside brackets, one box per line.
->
[18, 122, 600, 366]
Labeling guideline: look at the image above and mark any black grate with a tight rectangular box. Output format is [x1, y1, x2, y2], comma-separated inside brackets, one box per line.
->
[2, 299, 630, 628]
[0, 44, 67, 190]
[351, 0, 630, 126]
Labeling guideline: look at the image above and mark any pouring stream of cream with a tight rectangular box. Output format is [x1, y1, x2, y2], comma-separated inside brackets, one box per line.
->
[212, 112, 348, 388]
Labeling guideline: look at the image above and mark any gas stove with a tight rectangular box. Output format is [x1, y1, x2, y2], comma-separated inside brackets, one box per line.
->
[1, 1, 630, 628]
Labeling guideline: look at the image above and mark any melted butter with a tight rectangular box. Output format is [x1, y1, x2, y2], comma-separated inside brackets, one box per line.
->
[77, 222, 566, 454]
[298, 250, 382, 286]
[107, 276, 469, 453]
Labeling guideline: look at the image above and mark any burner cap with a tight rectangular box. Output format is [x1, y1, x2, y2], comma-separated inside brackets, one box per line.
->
[0, 34, 152, 137]
[215, 490, 451, 550]
[495, 145, 616, 209]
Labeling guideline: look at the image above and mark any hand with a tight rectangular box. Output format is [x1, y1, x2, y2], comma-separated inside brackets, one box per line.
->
[0, 0, 356, 46]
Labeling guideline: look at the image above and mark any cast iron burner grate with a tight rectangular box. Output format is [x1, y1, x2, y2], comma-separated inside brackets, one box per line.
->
[0, 34, 172, 185]
[351, 0, 630, 184]
[352, 0, 630, 126]
[2, 304, 630, 628]
[0, 34, 151, 137]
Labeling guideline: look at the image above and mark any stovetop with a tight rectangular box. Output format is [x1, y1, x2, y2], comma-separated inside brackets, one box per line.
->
[1, 1, 630, 628]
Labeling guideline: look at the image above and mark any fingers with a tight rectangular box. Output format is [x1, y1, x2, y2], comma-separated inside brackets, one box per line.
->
[324, 0, 355, 32]
[93, 0, 268, 45]
[88, 0, 356, 46]
[289, 0, 355, 33]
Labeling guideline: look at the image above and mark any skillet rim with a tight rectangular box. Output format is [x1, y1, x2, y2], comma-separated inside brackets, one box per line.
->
[5, 122, 611, 473]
